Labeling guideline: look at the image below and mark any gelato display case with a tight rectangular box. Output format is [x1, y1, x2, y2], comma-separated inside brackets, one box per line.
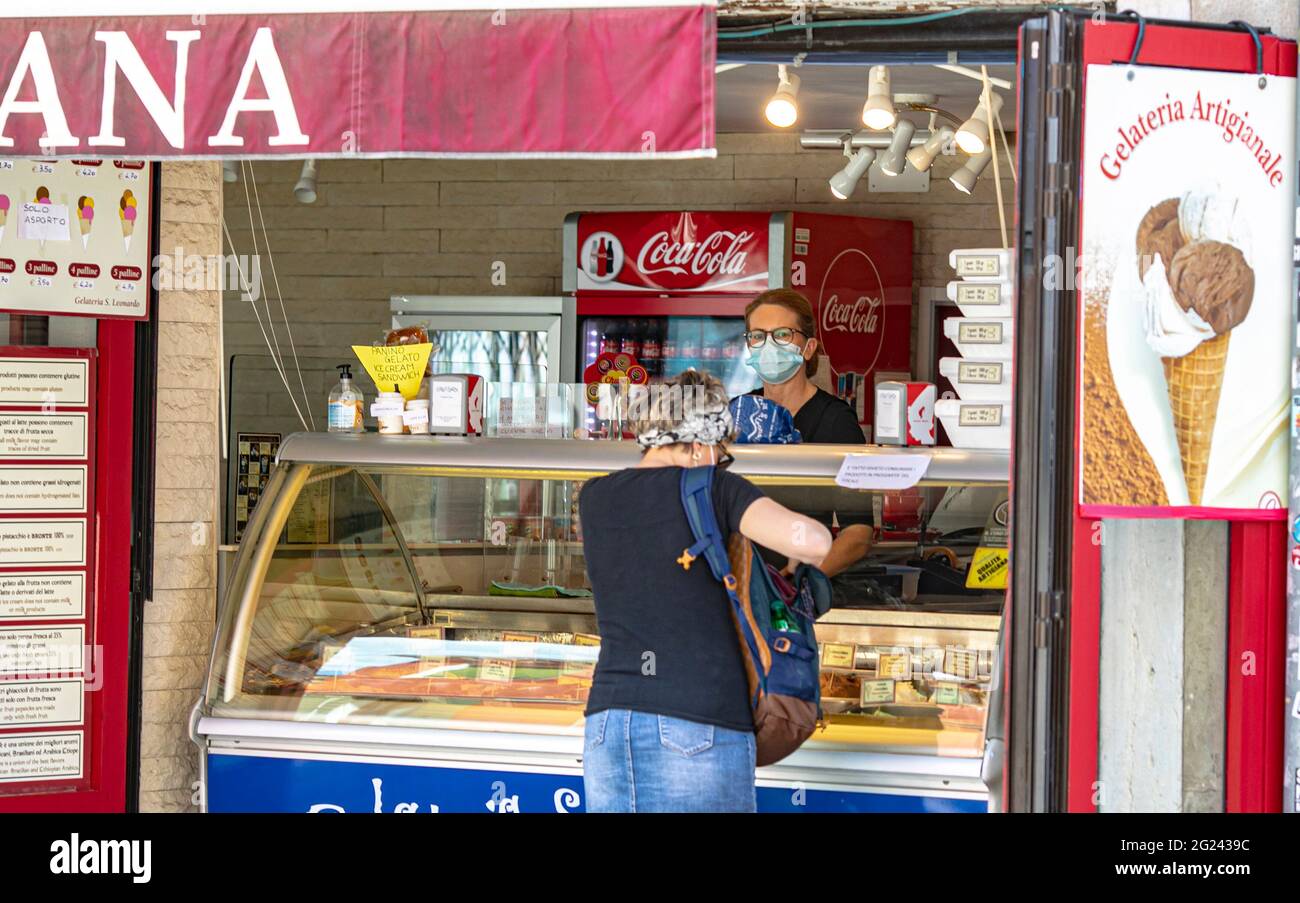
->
[193, 434, 1008, 813]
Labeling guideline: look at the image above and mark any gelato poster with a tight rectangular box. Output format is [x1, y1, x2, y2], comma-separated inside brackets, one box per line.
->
[1078, 65, 1295, 515]
[0, 158, 150, 320]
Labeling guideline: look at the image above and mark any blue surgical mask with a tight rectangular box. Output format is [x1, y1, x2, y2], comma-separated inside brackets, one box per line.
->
[746, 337, 805, 385]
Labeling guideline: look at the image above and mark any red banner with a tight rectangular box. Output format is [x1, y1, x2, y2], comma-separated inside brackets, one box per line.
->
[0, 6, 715, 159]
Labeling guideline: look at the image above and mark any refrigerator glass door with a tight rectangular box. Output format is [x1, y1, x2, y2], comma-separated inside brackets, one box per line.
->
[391, 296, 576, 384]
[580, 314, 759, 398]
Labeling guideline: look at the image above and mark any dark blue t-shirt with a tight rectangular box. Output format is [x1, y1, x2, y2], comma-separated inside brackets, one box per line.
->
[579, 466, 764, 732]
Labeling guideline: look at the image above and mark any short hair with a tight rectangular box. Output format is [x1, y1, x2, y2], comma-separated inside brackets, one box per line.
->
[744, 288, 818, 378]
[629, 369, 734, 454]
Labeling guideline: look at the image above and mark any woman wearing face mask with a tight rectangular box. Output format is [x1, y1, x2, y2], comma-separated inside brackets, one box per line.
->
[578, 370, 831, 812]
[741, 288, 874, 577]
[743, 288, 866, 444]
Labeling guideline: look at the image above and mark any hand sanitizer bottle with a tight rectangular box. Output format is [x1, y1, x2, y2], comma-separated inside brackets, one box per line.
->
[328, 364, 365, 432]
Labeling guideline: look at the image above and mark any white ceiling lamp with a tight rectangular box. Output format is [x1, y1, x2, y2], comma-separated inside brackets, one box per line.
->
[877, 119, 916, 176]
[950, 148, 992, 194]
[830, 145, 876, 200]
[861, 65, 896, 131]
[905, 125, 955, 173]
[764, 64, 801, 128]
[293, 159, 319, 204]
[955, 91, 1003, 155]
[222, 160, 239, 183]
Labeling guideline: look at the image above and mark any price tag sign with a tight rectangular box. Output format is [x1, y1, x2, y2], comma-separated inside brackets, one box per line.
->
[952, 282, 1002, 305]
[958, 404, 1004, 427]
[958, 321, 1004, 344]
[877, 652, 911, 680]
[957, 361, 1004, 385]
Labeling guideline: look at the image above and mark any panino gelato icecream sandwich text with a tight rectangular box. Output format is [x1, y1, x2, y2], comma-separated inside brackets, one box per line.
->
[1135, 186, 1255, 505]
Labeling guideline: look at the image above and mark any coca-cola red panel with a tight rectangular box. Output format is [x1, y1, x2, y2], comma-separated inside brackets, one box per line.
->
[572, 211, 776, 294]
[791, 213, 913, 430]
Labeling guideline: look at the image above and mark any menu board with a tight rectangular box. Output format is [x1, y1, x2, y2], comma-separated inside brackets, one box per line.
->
[0, 349, 94, 793]
[0, 158, 151, 320]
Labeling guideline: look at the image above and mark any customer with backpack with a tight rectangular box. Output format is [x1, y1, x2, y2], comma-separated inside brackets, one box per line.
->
[578, 370, 832, 812]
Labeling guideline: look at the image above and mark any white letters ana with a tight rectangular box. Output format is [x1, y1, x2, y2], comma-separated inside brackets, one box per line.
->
[0, 27, 310, 150]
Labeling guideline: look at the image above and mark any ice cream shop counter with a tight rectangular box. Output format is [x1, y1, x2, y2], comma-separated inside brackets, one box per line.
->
[192, 434, 1009, 813]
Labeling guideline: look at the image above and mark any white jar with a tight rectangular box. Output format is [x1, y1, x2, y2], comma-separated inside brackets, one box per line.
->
[371, 391, 406, 435]
[403, 398, 430, 434]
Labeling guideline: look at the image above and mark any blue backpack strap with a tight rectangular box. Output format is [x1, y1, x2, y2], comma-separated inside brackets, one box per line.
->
[678, 466, 731, 580]
[679, 467, 766, 701]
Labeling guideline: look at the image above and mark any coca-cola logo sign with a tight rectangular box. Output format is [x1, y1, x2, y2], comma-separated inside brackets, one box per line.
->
[816, 248, 887, 375]
[635, 229, 754, 279]
[580, 231, 624, 283]
[574, 212, 771, 293]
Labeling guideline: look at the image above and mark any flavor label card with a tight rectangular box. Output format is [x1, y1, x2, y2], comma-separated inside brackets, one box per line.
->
[0, 465, 87, 513]
[0, 731, 83, 783]
[820, 643, 855, 669]
[944, 647, 980, 681]
[0, 573, 85, 621]
[0, 626, 85, 675]
[877, 652, 911, 681]
[478, 659, 515, 682]
[0, 413, 88, 458]
[0, 678, 83, 727]
[0, 520, 86, 566]
[860, 679, 896, 705]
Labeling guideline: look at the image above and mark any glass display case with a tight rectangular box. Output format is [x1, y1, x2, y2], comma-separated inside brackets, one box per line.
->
[198, 434, 1008, 812]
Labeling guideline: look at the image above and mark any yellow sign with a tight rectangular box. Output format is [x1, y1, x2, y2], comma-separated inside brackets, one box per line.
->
[352, 343, 433, 400]
[877, 652, 911, 680]
[820, 643, 855, 668]
[966, 547, 1009, 590]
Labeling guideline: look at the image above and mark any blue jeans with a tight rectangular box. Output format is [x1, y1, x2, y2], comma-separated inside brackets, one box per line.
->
[582, 708, 757, 813]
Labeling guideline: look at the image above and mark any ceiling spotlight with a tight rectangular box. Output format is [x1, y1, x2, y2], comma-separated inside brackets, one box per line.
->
[222, 160, 239, 183]
[906, 126, 956, 173]
[955, 91, 1003, 155]
[861, 65, 896, 131]
[950, 148, 992, 194]
[293, 159, 319, 204]
[830, 146, 876, 200]
[765, 64, 801, 128]
[878, 120, 916, 177]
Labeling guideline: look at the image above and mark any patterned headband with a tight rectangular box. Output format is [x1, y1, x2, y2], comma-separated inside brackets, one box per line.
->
[636, 405, 734, 450]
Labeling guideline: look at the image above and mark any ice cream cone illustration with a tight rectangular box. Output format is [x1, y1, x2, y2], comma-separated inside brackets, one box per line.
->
[1137, 190, 1254, 506]
[76, 195, 94, 249]
[0, 194, 8, 244]
[119, 190, 136, 253]
[34, 185, 50, 255]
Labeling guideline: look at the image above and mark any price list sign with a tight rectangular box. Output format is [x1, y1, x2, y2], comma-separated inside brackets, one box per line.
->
[0, 349, 94, 793]
[0, 158, 150, 320]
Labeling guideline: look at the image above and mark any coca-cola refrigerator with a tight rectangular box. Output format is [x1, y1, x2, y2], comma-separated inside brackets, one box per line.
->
[562, 211, 913, 436]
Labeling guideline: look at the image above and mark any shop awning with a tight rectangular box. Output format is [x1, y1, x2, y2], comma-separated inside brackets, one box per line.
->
[0, 2, 716, 159]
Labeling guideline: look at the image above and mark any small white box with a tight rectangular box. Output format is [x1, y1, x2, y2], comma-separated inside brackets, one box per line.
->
[938, 357, 1012, 402]
[943, 317, 1014, 361]
[935, 399, 1011, 450]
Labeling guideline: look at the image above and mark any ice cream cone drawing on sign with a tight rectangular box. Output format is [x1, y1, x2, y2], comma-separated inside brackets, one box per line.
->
[34, 185, 50, 254]
[1137, 189, 1255, 505]
[119, 190, 136, 253]
[76, 196, 94, 249]
[0, 194, 8, 244]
